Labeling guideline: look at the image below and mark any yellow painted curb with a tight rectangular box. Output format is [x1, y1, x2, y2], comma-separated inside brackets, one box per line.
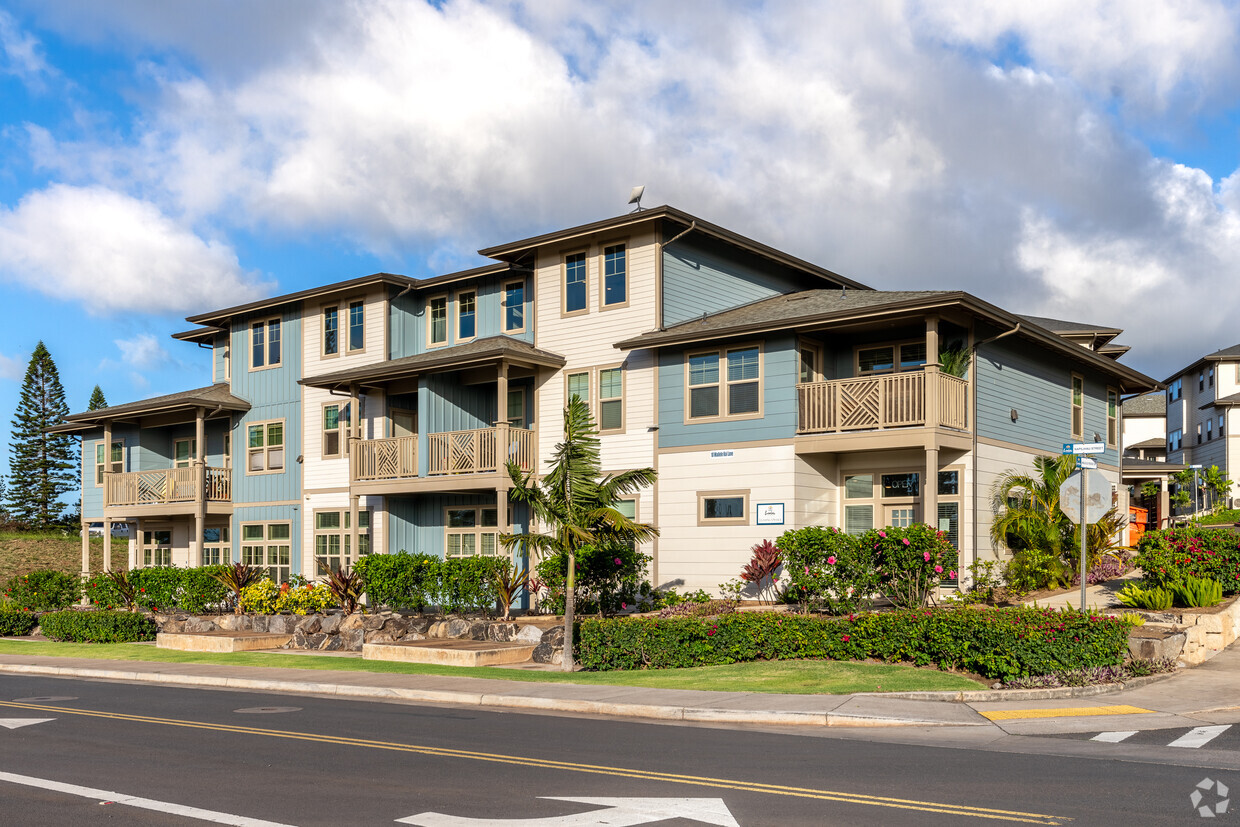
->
[979, 704, 1155, 721]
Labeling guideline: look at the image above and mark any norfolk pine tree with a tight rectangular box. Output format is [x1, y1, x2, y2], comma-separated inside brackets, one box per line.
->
[8, 342, 76, 528]
[87, 385, 108, 410]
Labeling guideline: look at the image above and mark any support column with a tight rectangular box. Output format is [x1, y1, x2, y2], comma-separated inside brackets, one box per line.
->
[924, 447, 939, 531]
[1159, 478, 1171, 528]
[923, 316, 941, 529]
[132, 519, 142, 569]
[349, 384, 361, 573]
[496, 360, 511, 472]
[192, 406, 206, 568]
[349, 493, 360, 572]
[80, 518, 90, 579]
[101, 422, 113, 571]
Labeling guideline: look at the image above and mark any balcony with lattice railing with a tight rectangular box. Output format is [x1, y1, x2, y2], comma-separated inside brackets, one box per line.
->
[351, 426, 535, 483]
[796, 370, 968, 434]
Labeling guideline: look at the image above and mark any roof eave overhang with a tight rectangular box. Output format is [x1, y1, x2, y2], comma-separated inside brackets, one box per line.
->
[171, 326, 224, 343]
[61, 398, 250, 428]
[186, 273, 415, 327]
[300, 348, 567, 390]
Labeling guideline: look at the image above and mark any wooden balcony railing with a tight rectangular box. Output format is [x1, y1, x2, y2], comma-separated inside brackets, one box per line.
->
[352, 434, 418, 482]
[797, 371, 968, 434]
[428, 426, 534, 476]
[104, 467, 232, 507]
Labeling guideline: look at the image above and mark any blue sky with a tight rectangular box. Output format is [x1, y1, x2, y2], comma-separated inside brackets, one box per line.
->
[2, 0, 1240, 478]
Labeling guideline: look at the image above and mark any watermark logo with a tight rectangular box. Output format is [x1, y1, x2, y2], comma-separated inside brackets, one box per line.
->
[1191, 778, 1230, 818]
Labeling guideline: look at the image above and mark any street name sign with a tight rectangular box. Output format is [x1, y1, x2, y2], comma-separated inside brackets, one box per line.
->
[1062, 442, 1105, 455]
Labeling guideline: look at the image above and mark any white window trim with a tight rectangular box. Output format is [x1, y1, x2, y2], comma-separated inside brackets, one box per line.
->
[503, 279, 527, 333]
[454, 289, 478, 344]
[599, 240, 630, 310]
[427, 294, 449, 349]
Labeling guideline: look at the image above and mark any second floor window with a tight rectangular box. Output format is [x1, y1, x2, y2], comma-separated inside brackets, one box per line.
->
[1221, 414, 1226, 438]
[251, 318, 281, 369]
[688, 346, 762, 420]
[323, 306, 338, 355]
[174, 438, 196, 469]
[567, 372, 590, 407]
[349, 300, 365, 351]
[1208, 419, 1214, 440]
[1071, 374, 1084, 439]
[247, 421, 285, 473]
[457, 291, 476, 340]
[504, 280, 525, 332]
[95, 440, 123, 485]
[603, 244, 626, 306]
[857, 342, 926, 375]
[323, 403, 350, 458]
[1107, 389, 1118, 447]
[429, 296, 448, 345]
[599, 367, 623, 431]
[564, 252, 587, 314]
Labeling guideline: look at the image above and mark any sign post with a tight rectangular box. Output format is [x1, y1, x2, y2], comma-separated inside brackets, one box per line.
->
[1061, 443, 1109, 611]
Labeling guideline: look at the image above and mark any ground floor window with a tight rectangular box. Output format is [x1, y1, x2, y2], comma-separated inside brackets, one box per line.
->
[841, 468, 962, 542]
[697, 491, 748, 526]
[142, 529, 172, 567]
[202, 526, 230, 566]
[241, 523, 291, 583]
[445, 507, 504, 558]
[314, 510, 371, 574]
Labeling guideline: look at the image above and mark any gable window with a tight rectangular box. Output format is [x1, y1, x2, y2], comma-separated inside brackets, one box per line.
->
[1070, 374, 1084, 439]
[247, 420, 285, 473]
[857, 342, 926, 375]
[322, 403, 350, 459]
[428, 296, 448, 346]
[503, 280, 525, 332]
[174, 438, 196, 469]
[602, 244, 627, 307]
[95, 440, 123, 486]
[564, 252, 587, 315]
[598, 367, 624, 431]
[456, 291, 476, 341]
[323, 306, 339, 355]
[241, 523, 290, 584]
[567, 371, 590, 407]
[348, 300, 365, 352]
[698, 491, 748, 526]
[314, 510, 371, 574]
[250, 317, 281, 370]
[1106, 388, 1118, 447]
[445, 507, 504, 558]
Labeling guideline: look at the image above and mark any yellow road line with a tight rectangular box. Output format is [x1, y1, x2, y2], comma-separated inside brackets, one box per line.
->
[0, 700, 1071, 825]
[980, 705, 1155, 721]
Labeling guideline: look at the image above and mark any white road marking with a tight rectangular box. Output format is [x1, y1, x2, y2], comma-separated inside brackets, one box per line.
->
[1168, 726, 1232, 749]
[1091, 731, 1138, 743]
[0, 718, 55, 730]
[0, 770, 297, 826]
[398, 797, 740, 826]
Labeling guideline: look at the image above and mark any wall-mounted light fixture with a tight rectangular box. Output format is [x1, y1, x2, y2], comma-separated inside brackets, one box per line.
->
[1010, 409, 1018, 422]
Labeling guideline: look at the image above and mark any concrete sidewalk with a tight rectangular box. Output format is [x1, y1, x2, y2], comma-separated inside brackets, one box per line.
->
[0, 644, 1233, 732]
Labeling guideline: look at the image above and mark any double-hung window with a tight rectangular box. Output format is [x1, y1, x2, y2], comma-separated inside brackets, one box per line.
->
[1070, 374, 1084, 439]
[95, 440, 123, 485]
[445, 507, 503, 558]
[323, 306, 339, 355]
[314, 510, 371, 574]
[687, 345, 762, 420]
[322, 403, 350, 459]
[202, 527, 230, 566]
[428, 296, 448, 346]
[564, 252, 587, 314]
[247, 421, 285, 473]
[598, 367, 623, 431]
[250, 317, 281, 369]
[241, 523, 291, 583]
[503, 280, 525, 332]
[602, 244, 626, 307]
[1106, 389, 1118, 447]
[348, 300, 365, 352]
[456, 291, 476, 341]
[567, 371, 590, 408]
[174, 438, 196, 469]
[1208, 419, 1214, 441]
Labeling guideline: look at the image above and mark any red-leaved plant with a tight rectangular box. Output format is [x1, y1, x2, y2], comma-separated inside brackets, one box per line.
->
[740, 540, 783, 604]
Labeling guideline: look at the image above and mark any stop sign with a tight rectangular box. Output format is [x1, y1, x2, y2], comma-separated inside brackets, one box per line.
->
[1059, 469, 1111, 524]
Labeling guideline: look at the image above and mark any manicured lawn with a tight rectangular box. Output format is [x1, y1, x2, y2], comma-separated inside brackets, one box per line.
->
[0, 640, 985, 694]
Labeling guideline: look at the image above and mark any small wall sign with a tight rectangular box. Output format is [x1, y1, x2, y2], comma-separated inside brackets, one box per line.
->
[709, 450, 735, 459]
[756, 503, 785, 525]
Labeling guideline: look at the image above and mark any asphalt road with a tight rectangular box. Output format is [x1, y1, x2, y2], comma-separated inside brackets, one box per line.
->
[0, 674, 1231, 826]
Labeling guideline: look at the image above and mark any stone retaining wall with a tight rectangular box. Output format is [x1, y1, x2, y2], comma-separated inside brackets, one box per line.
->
[155, 612, 560, 659]
[1127, 596, 1240, 665]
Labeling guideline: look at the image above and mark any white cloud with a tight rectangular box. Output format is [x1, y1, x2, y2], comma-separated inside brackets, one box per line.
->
[0, 352, 24, 381]
[0, 9, 51, 86]
[113, 333, 168, 370]
[0, 184, 271, 314]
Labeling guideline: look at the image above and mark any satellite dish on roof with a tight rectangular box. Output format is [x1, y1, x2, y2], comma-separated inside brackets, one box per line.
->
[628, 186, 645, 212]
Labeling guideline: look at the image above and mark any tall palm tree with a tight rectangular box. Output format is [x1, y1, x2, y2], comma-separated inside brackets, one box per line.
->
[501, 396, 658, 671]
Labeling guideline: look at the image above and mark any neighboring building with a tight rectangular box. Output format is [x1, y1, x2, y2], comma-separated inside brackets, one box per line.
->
[1123, 391, 1168, 461]
[1164, 345, 1240, 509]
[52, 206, 1158, 593]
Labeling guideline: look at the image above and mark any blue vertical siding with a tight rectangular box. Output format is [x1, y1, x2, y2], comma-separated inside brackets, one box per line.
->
[389, 275, 534, 360]
[386, 493, 527, 559]
[656, 335, 798, 448]
[662, 238, 808, 327]
[976, 337, 1120, 466]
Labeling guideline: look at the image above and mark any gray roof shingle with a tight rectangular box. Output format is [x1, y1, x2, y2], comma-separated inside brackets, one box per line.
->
[1122, 392, 1166, 417]
[300, 336, 566, 388]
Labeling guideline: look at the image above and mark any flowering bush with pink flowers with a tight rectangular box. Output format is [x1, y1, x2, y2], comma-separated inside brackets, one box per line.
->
[861, 523, 958, 610]
[777, 526, 876, 614]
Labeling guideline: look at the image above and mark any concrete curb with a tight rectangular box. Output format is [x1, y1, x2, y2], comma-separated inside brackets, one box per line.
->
[0, 663, 988, 728]
[858, 669, 1180, 703]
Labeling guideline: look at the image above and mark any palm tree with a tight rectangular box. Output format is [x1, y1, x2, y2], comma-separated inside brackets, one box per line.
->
[501, 396, 658, 671]
[1202, 465, 1232, 513]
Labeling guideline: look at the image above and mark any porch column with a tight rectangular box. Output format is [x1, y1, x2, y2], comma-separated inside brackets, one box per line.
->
[496, 360, 511, 473]
[80, 517, 90, 582]
[101, 422, 113, 571]
[192, 406, 206, 568]
[349, 493, 360, 572]
[924, 447, 939, 531]
[924, 316, 940, 428]
[1159, 477, 1171, 528]
[132, 518, 142, 569]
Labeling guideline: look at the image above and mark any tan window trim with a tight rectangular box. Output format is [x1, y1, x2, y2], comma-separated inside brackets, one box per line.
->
[321, 401, 349, 460]
[346, 298, 367, 354]
[683, 341, 764, 424]
[505, 387, 527, 429]
[598, 239, 630, 311]
[444, 506, 507, 559]
[1106, 386, 1118, 448]
[854, 338, 927, 376]
[565, 370, 591, 415]
[454, 289, 478, 344]
[248, 316, 283, 372]
[94, 438, 125, 487]
[1070, 372, 1084, 440]
[426, 294, 449, 349]
[321, 302, 340, 359]
[561, 249, 590, 318]
[797, 338, 823, 384]
[596, 363, 625, 433]
[313, 508, 371, 574]
[503, 279, 527, 334]
[240, 521, 293, 583]
[245, 418, 287, 476]
[697, 490, 750, 526]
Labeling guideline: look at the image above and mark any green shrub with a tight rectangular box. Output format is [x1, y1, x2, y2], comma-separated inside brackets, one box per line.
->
[1004, 547, 1069, 594]
[577, 606, 1130, 681]
[1171, 576, 1223, 609]
[535, 543, 650, 616]
[1136, 528, 1240, 593]
[0, 605, 37, 637]
[39, 610, 157, 642]
[4, 570, 81, 611]
[1117, 583, 1174, 611]
[863, 523, 957, 609]
[129, 566, 230, 613]
[355, 552, 507, 614]
[82, 573, 125, 610]
[778, 526, 873, 614]
[440, 557, 506, 613]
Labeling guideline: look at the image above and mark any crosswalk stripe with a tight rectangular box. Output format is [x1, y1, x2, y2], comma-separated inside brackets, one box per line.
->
[1167, 726, 1231, 749]
[1091, 731, 1138, 743]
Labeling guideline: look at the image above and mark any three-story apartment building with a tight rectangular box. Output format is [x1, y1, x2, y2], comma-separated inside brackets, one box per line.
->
[55, 206, 1158, 593]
